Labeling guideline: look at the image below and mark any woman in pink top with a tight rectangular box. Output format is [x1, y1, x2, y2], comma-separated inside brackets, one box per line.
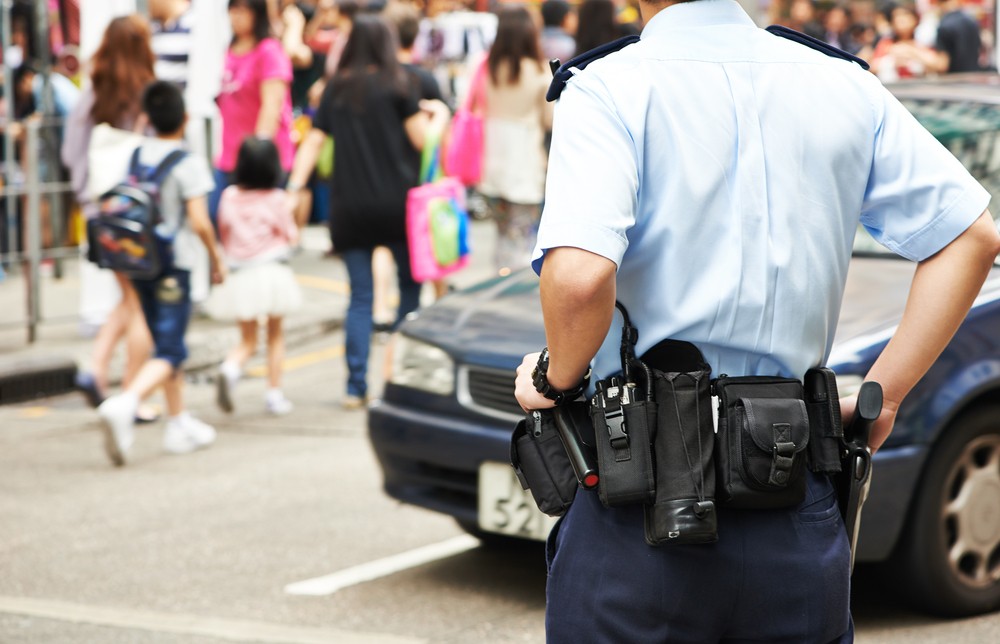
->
[211, 0, 294, 220]
[207, 137, 302, 416]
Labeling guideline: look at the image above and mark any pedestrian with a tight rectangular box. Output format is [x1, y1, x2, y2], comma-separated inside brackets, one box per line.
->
[286, 14, 451, 409]
[513, 0, 1000, 641]
[212, 0, 295, 221]
[870, 4, 942, 81]
[934, 0, 982, 73]
[476, 6, 552, 275]
[208, 136, 302, 416]
[540, 0, 577, 64]
[97, 81, 225, 467]
[148, 0, 195, 89]
[148, 0, 216, 310]
[61, 15, 157, 422]
[573, 0, 622, 56]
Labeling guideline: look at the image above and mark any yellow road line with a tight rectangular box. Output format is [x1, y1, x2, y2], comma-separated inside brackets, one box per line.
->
[245, 345, 344, 378]
[295, 274, 350, 295]
[17, 407, 49, 419]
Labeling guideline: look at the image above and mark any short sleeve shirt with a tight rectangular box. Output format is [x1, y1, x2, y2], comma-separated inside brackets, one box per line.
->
[216, 38, 295, 171]
[313, 73, 421, 250]
[534, 0, 990, 380]
[139, 138, 215, 271]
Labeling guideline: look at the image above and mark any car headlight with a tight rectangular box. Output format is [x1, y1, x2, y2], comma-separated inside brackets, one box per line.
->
[389, 335, 455, 395]
[834, 373, 864, 398]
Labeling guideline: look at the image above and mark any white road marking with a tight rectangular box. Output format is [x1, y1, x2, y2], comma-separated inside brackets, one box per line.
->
[0, 595, 424, 644]
[285, 535, 481, 597]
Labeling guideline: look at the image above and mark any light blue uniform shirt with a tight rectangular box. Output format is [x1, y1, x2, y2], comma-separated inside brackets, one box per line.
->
[532, 0, 990, 380]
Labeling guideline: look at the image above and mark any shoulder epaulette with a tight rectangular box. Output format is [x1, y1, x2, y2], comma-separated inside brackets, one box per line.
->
[546, 35, 641, 102]
[766, 25, 870, 70]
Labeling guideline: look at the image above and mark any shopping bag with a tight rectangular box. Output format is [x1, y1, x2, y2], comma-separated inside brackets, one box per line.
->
[444, 57, 487, 187]
[407, 133, 471, 283]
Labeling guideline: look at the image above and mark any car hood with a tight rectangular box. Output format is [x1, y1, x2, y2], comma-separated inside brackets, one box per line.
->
[402, 273, 547, 369]
[402, 260, 1000, 369]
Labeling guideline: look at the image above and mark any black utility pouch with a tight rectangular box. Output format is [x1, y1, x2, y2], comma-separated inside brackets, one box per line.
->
[715, 377, 810, 509]
[644, 369, 718, 546]
[510, 410, 578, 517]
[804, 367, 844, 474]
[590, 376, 657, 507]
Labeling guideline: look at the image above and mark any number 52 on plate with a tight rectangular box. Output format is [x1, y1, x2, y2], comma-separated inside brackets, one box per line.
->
[478, 461, 559, 541]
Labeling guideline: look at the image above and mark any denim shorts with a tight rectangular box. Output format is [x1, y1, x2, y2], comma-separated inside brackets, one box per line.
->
[132, 268, 192, 369]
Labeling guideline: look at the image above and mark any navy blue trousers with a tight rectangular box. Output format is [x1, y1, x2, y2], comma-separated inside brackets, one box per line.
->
[545, 471, 853, 643]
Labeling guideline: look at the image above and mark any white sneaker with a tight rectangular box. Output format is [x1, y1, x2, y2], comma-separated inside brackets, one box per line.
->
[97, 393, 138, 467]
[216, 362, 240, 414]
[163, 413, 217, 454]
[265, 391, 293, 415]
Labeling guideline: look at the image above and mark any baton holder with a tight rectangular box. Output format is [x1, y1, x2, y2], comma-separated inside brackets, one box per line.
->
[644, 368, 718, 546]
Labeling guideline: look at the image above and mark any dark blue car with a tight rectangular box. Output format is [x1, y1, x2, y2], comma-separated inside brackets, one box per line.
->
[368, 75, 1000, 617]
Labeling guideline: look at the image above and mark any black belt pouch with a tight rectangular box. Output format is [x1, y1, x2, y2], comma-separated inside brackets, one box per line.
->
[804, 367, 844, 474]
[644, 369, 718, 545]
[510, 410, 577, 517]
[715, 377, 810, 509]
[590, 391, 657, 507]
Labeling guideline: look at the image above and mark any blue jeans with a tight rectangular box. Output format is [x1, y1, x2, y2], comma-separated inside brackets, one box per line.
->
[341, 243, 422, 398]
[132, 268, 192, 369]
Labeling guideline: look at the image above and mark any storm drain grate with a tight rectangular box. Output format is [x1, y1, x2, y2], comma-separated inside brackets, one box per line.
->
[0, 358, 78, 405]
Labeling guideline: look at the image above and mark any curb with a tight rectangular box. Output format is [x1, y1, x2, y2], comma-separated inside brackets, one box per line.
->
[0, 315, 344, 406]
[0, 356, 78, 406]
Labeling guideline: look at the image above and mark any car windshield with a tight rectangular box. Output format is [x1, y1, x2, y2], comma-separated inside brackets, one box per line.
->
[853, 94, 1000, 261]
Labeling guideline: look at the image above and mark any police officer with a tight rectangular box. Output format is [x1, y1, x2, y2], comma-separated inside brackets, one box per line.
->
[512, 0, 1000, 642]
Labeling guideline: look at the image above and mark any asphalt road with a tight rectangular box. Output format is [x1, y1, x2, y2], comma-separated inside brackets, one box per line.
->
[2, 331, 999, 643]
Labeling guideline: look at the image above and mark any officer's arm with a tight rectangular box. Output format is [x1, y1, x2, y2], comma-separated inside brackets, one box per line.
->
[514, 247, 617, 411]
[860, 210, 1000, 452]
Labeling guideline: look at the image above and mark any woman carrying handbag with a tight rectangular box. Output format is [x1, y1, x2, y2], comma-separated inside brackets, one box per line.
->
[470, 6, 553, 276]
[287, 14, 450, 410]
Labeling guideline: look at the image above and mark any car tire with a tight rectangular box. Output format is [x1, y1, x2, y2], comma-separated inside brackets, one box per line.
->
[887, 405, 1000, 617]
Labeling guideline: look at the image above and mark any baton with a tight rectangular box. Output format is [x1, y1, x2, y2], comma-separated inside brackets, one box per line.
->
[839, 381, 882, 572]
[553, 404, 600, 489]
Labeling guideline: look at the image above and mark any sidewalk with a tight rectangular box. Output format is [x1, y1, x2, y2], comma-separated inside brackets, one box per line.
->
[0, 222, 501, 404]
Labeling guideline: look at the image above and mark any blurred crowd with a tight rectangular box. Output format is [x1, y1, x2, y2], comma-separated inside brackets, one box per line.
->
[769, 0, 994, 80]
[0, 0, 997, 461]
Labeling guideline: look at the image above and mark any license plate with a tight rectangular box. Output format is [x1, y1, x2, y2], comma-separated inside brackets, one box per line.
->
[478, 461, 558, 540]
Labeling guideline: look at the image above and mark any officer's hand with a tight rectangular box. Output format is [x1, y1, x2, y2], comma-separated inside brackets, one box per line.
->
[839, 393, 899, 455]
[514, 352, 557, 413]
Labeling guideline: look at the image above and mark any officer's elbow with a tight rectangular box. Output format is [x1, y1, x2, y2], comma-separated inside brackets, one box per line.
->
[964, 210, 1000, 264]
[539, 247, 617, 306]
[927, 210, 1000, 276]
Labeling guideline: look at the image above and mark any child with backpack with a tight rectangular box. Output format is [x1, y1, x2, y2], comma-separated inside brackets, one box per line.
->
[96, 81, 225, 466]
[207, 136, 302, 415]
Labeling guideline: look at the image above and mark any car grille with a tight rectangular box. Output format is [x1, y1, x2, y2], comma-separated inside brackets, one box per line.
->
[459, 366, 523, 422]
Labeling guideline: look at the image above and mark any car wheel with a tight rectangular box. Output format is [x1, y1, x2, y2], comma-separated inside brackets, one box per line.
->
[889, 405, 1000, 616]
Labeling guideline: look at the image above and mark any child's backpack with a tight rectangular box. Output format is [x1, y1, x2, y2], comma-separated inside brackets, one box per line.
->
[86, 147, 188, 280]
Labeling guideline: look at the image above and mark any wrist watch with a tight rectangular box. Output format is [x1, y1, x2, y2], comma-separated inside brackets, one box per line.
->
[531, 347, 591, 405]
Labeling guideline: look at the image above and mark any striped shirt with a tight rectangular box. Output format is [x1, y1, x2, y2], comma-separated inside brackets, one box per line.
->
[151, 8, 194, 88]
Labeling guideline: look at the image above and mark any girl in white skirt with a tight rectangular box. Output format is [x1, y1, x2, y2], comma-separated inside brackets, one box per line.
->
[207, 137, 302, 415]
